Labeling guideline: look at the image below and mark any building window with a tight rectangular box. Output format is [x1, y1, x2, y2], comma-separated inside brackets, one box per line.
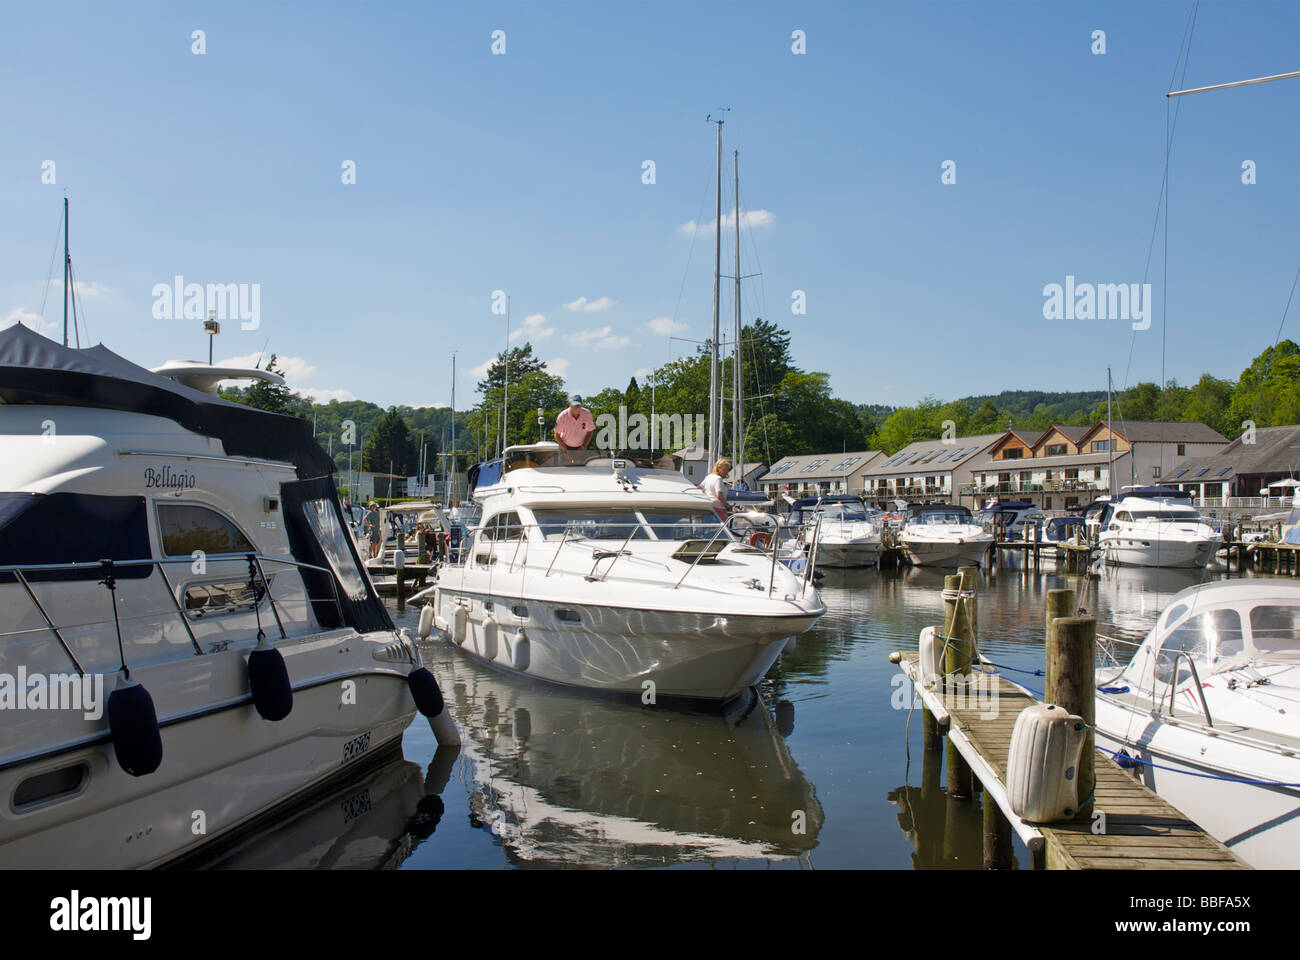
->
[1091, 439, 1113, 453]
[1002, 448, 1023, 460]
[1045, 497, 1053, 509]
[1152, 466, 1161, 478]
[1094, 467, 1102, 480]
[1065, 469, 1079, 481]
[1177, 444, 1186, 457]
[1045, 443, 1066, 457]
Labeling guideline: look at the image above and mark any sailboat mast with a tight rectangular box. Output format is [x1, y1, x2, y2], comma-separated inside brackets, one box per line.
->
[1107, 366, 1114, 498]
[63, 198, 69, 348]
[732, 149, 742, 482]
[450, 352, 457, 504]
[708, 119, 723, 468]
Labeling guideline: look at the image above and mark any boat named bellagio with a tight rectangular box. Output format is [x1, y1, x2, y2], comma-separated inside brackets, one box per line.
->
[0, 325, 448, 868]
[422, 443, 825, 702]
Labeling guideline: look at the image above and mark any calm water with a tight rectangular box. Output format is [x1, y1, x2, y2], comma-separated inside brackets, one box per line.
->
[204, 559, 1234, 869]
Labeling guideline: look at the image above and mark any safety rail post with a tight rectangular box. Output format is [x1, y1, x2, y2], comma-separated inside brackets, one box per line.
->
[250, 554, 287, 639]
[673, 519, 731, 590]
[13, 568, 85, 676]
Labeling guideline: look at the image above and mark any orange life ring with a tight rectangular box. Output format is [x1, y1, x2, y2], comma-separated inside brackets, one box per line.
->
[748, 531, 773, 550]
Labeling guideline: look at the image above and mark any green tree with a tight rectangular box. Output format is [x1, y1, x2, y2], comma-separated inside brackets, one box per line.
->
[362, 407, 419, 477]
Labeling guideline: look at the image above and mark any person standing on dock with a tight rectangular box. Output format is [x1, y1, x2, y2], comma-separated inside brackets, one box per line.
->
[554, 393, 595, 457]
[702, 458, 731, 519]
[365, 501, 381, 559]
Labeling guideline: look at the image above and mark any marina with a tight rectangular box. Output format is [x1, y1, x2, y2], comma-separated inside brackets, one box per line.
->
[3, 6, 1297, 944]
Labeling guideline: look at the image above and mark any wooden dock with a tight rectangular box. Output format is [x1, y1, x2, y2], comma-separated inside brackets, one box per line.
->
[994, 539, 1094, 573]
[896, 652, 1246, 869]
[892, 570, 1248, 870]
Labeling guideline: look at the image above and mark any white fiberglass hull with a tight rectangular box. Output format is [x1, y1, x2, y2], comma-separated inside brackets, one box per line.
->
[1099, 536, 1219, 568]
[813, 539, 881, 568]
[435, 589, 818, 701]
[1094, 705, 1300, 869]
[901, 536, 992, 568]
[0, 635, 417, 869]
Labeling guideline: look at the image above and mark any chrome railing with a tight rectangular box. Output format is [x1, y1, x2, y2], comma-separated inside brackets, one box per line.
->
[0, 553, 348, 676]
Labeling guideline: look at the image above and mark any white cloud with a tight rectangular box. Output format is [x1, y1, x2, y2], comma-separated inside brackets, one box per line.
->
[295, 387, 357, 403]
[568, 325, 629, 349]
[2, 307, 55, 335]
[646, 315, 686, 336]
[218, 353, 318, 383]
[564, 296, 617, 313]
[51, 278, 108, 297]
[470, 357, 494, 378]
[510, 312, 553, 342]
[679, 208, 774, 234]
[413, 402, 450, 410]
[547, 357, 570, 378]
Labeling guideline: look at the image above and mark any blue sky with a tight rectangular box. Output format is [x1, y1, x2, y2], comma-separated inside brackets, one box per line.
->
[3, 1, 1299, 411]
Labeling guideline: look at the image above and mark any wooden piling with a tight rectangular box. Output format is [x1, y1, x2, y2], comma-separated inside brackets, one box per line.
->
[396, 565, 407, 613]
[942, 571, 976, 798]
[983, 793, 1014, 869]
[1046, 615, 1096, 821]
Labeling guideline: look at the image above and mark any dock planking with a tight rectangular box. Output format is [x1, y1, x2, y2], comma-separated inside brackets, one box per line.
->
[897, 651, 1248, 870]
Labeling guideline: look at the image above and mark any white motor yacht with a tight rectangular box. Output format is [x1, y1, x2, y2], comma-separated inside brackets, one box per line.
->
[1097, 487, 1221, 568]
[788, 495, 883, 568]
[422, 443, 825, 702]
[899, 503, 993, 568]
[1094, 579, 1300, 869]
[0, 326, 449, 868]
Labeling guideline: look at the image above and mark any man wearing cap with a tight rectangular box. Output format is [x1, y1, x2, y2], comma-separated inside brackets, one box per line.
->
[554, 393, 595, 453]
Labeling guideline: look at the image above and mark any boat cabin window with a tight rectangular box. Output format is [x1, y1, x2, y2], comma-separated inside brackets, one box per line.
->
[639, 508, 726, 540]
[157, 504, 255, 557]
[1156, 608, 1244, 680]
[300, 498, 370, 601]
[910, 510, 970, 525]
[1125, 509, 1199, 521]
[534, 509, 647, 541]
[1248, 605, 1300, 659]
[481, 512, 525, 542]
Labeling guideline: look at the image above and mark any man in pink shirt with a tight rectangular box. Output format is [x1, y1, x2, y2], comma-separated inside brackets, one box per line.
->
[554, 393, 595, 452]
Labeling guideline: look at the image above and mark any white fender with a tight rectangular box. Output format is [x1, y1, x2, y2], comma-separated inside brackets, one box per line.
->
[481, 615, 499, 661]
[512, 629, 531, 671]
[417, 604, 434, 640]
[451, 603, 468, 645]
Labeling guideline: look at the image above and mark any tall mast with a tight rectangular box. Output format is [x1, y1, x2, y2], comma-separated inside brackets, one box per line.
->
[732, 149, 742, 482]
[62, 197, 69, 347]
[708, 119, 723, 468]
[502, 297, 510, 456]
[450, 352, 457, 504]
[1107, 366, 1114, 498]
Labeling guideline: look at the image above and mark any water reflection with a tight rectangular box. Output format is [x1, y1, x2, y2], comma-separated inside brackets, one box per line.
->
[443, 663, 823, 867]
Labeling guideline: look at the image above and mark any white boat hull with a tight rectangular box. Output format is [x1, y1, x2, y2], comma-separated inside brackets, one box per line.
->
[901, 537, 991, 568]
[437, 590, 815, 701]
[812, 540, 880, 568]
[1100, 537, 1218, 568]
[0, 636, 417, 869]
[1094, 716, 1300, 869]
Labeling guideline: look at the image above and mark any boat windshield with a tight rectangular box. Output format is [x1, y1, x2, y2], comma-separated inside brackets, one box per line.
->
[532, 507, 726, 542]
[1156, 607, 1244, 680]
[910, 511, 971, 525]
[1248, 605, 1300, 659]
[815, 503, 871, 522]
[1122, 509, 1200, 521]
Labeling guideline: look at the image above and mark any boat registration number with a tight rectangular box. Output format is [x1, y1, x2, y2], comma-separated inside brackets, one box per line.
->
[342, 731, 371, 764]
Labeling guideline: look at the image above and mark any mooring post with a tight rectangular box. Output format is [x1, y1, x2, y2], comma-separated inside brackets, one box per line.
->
[396, 564, 407, 613]
[942, 571, 975, 799]
[1046, 614, 1096, 822]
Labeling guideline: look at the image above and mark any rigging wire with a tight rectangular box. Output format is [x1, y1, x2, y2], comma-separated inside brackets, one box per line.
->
[36, 206, 64, 322]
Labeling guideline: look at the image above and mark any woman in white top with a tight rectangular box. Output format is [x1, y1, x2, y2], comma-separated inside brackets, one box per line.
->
[701, 458, 731, 518]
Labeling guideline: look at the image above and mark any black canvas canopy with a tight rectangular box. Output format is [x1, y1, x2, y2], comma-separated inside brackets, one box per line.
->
[0, 324, 334, 478]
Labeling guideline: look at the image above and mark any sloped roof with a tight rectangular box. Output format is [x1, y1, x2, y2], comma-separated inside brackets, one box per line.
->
[1082, 420, 1227, 445]
[761, 450, 883, 482]
[1165, 424, 1300, 483]
[1038, 424, 1092, 444]
[861, 433, 1005, 477]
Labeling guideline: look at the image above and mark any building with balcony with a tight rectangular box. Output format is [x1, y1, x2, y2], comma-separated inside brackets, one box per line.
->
[757, 450, 885, 498]
[1163, 424, 1300, 510]
[857, 433, 1005, 504]
[963, 420, 1227, 511]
